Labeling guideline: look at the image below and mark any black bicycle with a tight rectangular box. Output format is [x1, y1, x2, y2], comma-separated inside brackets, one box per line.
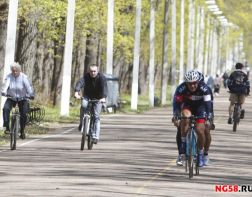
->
[80, 99, 103, 150]
[232, 94, 242, 132]
[9, 105, 21, 150]
[3, 96, 30, 150]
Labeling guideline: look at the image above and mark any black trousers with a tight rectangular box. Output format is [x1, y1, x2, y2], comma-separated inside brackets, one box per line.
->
[3, 98, 29, 132]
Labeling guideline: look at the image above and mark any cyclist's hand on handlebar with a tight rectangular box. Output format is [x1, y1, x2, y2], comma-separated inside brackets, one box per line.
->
[1, 92, 6, 96]
[30, 96, 35, 100]
[74, 92, 81, 99]
[207, 113, 213, 121]
[99, 98, 106, 103]
[172, 116, 180, 127]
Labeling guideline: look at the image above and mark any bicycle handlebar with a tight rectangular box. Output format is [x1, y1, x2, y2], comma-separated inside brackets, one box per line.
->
[2, 94, 33, 101]
[175, 115, 206, 120]
[77, 97, 106, 104]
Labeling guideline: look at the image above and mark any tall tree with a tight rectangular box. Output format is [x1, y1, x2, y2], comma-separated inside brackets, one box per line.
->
[171, 0, 176, 96]
[60, 0, 75, 116]
[149, 0, 155, 107]
[187, 0, 195, 71]
[179, 0, 184, 83]
[204, 16, 210, 75]
[106, 0, 114, 75]
[197, 7, 204, 73]
[131, 0, 142, 110]
[160, 0, 170, 105]
[0, 0, 19, 126]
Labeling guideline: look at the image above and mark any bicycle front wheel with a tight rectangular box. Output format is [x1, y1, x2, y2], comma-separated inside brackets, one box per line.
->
[187, 131, 194, 179]
[87, 119, 94, 150]
[87, 135, 93, 150]
[195, 151, 199, 175]
[188, 152, 194, 179]
[10, 116, 18, 150]
[80, 116, 89, 150]
[233, 120, 238, 132]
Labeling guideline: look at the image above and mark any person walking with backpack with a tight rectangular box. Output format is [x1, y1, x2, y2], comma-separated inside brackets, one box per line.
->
[227, 63, 250, 124]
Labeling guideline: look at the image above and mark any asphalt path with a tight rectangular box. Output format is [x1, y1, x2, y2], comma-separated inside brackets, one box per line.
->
[0, 89, 251, 196]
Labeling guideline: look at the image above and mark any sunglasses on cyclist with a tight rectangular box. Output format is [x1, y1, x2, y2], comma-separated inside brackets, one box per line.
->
[186, 81, 198, 86]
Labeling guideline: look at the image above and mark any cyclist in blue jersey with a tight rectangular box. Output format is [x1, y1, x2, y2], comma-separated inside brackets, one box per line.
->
[172, 70, 213, 167]
[175, 71, 214, 166]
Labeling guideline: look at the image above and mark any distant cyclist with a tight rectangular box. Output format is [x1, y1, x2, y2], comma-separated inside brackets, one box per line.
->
[227, 62, 250, 124]
[1, 62, 34, 139]
[74, 64, 107, 144]
[172, 70, 213, 167]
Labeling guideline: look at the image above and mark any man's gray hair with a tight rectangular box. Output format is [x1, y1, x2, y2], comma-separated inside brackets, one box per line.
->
[10, 62, 21, 71]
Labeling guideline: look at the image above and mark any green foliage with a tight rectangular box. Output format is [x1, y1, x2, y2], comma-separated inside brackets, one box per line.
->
[218, 0, 252, 63]
[19, 0, 67, 43]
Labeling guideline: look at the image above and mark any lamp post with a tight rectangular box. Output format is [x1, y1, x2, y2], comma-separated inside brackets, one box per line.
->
[0, 0, 19, 126]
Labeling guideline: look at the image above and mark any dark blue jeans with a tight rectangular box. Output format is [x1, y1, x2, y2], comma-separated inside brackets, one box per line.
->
[3, 98, 29, 132]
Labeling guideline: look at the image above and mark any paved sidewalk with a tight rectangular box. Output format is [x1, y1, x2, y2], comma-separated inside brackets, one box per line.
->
[0, 89, 251, 196]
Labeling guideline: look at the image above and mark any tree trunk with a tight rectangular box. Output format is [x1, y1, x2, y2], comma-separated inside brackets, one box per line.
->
[0, 1, 8, 76]
[15, 18, 37, 77]
[84, 34, 99, 74]
[160, 0, 170, 105]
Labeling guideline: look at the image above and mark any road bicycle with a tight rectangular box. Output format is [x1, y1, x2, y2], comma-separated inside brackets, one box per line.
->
[177, 116, 199, 179]
[80, 99, 104, 150]
[232, 94, 242, 132]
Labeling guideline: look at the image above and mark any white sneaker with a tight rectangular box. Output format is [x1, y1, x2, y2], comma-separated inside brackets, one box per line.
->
[204, 155, 210, 166]
[176, 154, 183, 166]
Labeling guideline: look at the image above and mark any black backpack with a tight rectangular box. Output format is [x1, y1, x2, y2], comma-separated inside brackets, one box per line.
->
[228, 71, 248, 94]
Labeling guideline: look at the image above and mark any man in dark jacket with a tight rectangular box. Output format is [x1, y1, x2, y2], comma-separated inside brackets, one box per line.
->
[74, 64, 107, 144]
[227, 62, 250, 124]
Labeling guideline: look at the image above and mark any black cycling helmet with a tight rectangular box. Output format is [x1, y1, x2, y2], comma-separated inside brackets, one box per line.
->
[235, 62, 244, 69]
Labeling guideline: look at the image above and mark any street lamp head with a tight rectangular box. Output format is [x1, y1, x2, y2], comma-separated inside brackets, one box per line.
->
[213, 11, 223, 15]
[205, 0, 216, 4]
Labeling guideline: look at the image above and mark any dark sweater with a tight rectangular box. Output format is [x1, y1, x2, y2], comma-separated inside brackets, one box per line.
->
[75, 73, 107, 99]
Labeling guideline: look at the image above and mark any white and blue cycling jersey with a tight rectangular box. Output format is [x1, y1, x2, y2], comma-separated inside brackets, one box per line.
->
[173, 81, 212, 118]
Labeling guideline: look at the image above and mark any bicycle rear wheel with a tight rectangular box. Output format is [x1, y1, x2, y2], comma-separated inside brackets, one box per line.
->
[233, 104, 239, 132]
[10, 116, 18, 150]
[233, 120, 237, 132]
[80, 116, 88, 150]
